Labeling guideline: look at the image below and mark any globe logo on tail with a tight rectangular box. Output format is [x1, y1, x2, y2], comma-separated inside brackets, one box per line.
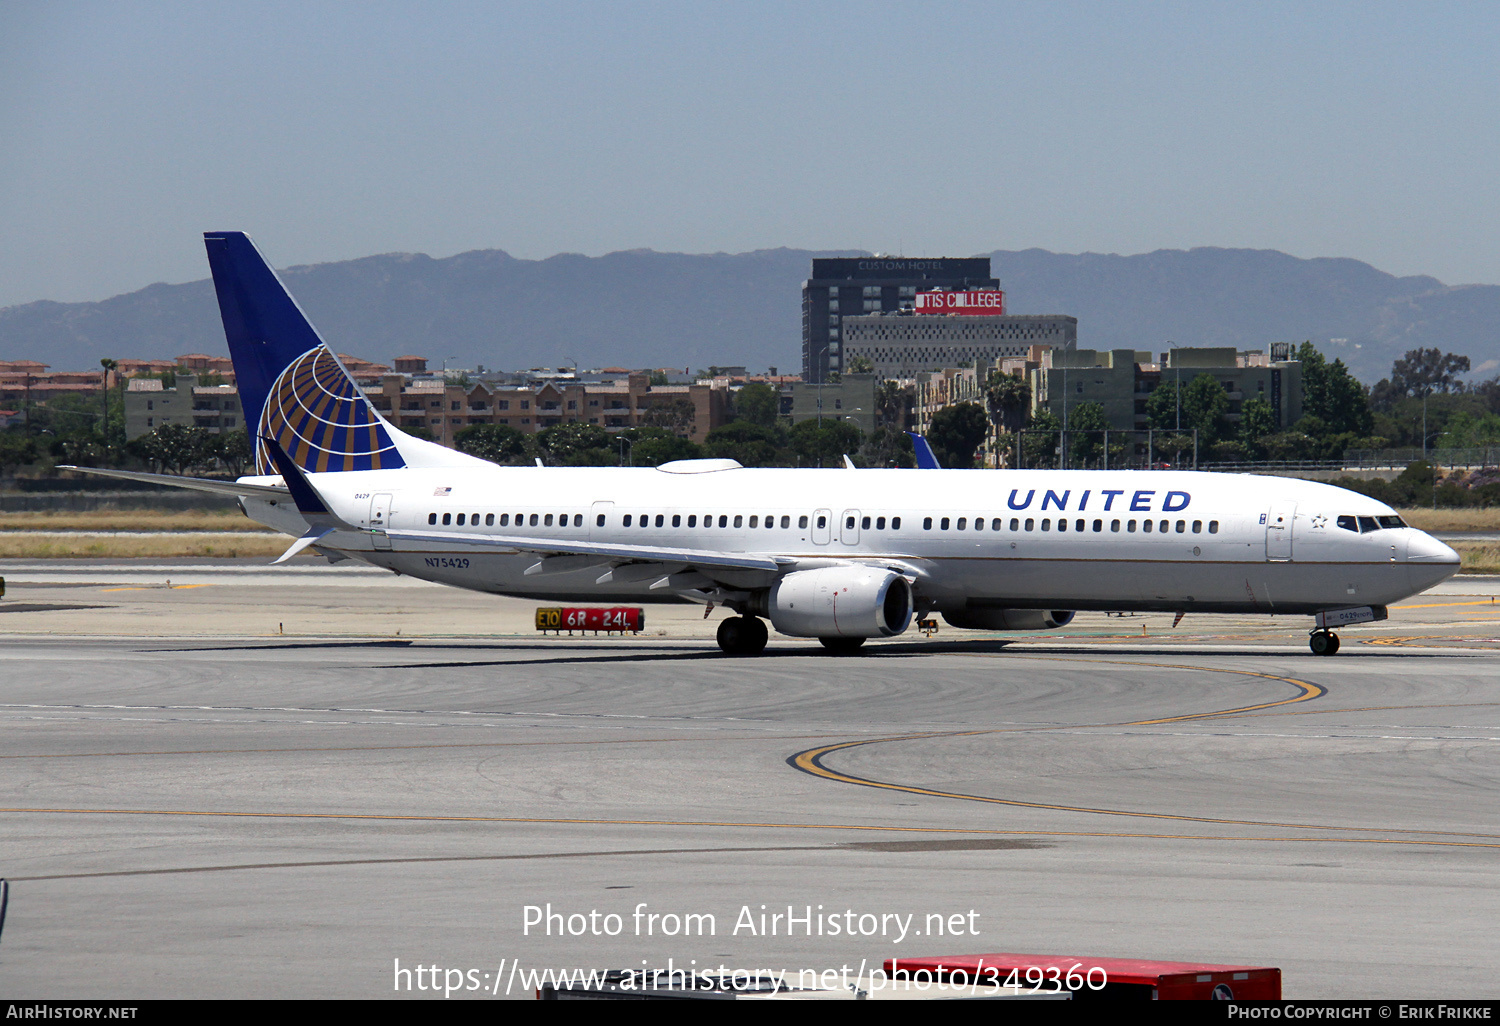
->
[254, 346, 404, 474]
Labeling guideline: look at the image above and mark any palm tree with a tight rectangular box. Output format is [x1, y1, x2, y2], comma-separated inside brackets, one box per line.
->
[875, 380, 913, 430]
[983, 372, 1032, 466]
[985, 371, 1031, 434]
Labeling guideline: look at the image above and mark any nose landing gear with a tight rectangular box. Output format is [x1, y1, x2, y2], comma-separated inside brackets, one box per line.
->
[1309, 630, 1341, 656]
[716, 615, 768, 655]
[1308, 606, 1385, 654]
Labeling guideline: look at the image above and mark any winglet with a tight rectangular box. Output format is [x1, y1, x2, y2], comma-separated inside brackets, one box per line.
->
[260, 435, 331, 516]
[906, 432, 942, 469]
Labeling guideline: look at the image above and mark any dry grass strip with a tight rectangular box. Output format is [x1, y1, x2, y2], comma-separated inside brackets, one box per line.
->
[0, 510, 265, 532]
[0, 533, 290, 558]
[1398, 508, 1500, 532]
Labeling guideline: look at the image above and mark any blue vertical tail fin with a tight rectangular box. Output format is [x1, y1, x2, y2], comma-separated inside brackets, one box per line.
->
[906, 431, 943, 469]
[203, 232, 483, 474]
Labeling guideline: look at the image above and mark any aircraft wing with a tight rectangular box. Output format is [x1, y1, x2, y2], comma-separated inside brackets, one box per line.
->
[57, 465, 291, 500]
[382, 527, 785, 573]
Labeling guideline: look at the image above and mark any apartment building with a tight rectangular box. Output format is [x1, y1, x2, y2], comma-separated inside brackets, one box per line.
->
[123, 369, 732, 446]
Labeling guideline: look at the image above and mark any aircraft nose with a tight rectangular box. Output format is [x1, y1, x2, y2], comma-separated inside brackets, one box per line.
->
[1406, 530, 1462, 593]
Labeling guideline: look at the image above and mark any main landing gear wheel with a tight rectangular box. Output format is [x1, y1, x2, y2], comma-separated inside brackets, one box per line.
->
[716, 615, 768, 656]
[818, 636, 867, 655]
[1309, 630, 1341, 656]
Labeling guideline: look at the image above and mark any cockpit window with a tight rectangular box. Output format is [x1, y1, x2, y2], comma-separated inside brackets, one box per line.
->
[1339, 514, 1409, 534]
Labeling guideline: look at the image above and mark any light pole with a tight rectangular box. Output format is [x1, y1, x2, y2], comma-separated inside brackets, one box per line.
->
[1171, 342, 1181, 434]
[815, 379, 824, 468]
[837, 410, 868, 464]
[1419, 391, 1439, 507]
[1060, 361, 1068, 470]
[99, 358, 117, 459]
[1172, 344, 1183, 470]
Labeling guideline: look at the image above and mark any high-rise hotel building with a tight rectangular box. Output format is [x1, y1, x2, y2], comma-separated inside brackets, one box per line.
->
[802, 257, 997, 382]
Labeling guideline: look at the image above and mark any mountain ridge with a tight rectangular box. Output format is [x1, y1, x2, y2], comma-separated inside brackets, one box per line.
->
[3, 246, 1495, 383]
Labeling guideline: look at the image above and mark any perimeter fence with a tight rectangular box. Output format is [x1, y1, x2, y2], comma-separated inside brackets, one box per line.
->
[999, 432, 1500, 473]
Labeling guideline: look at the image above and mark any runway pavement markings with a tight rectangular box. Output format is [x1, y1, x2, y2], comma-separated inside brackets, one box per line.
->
[789, 741, 1500, 842]
[1362, 635, 1500, 648]
[0, 733, 869, 760]
[1082, 659, 1326, 724]
[5, 654, 1494, 868]
[1198, 699, 1500, 719]
[1393, 599, 1500, 610]
[5, 818, 1499, 886]
[944, 655, 1327, 725]
[786, 657, 1500, 842]
[101, 584, 209, 592]
[6, 844, 852, 882]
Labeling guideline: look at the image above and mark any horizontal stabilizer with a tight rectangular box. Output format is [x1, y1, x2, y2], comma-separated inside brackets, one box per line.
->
[273, 527, 335, 565]
[58, 465, 290, 499]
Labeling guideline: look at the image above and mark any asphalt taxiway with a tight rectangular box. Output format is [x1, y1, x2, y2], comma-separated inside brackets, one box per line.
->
[1, 560, 1498, 999]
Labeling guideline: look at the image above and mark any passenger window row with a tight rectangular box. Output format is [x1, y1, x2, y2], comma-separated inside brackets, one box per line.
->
[845, 515, 901, 530]
[424, 512, 907, 531]
[620, 513, 811, 529]
[421, 510, 1218, 536]
[922, 516, 1219, 535]
[427, 512, 583, 527]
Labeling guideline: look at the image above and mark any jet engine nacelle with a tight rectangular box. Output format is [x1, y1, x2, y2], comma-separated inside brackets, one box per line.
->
[942, 608, 1076, 631]
[767, 566, 914, 639]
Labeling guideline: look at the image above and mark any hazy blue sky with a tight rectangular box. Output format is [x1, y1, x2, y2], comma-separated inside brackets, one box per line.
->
[3, 0, 1498, 308]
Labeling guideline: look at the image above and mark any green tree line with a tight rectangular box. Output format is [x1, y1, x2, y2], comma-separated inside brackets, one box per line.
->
[12, 346, 1500, 508]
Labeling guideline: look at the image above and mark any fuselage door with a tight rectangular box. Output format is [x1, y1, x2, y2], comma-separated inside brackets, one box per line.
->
[370, 493, 392, 550]
[1265, 502, 1295, 561]
[589, 501, 615, 541]
[840, 509, 861, 545]
[812, 508, 832, 545]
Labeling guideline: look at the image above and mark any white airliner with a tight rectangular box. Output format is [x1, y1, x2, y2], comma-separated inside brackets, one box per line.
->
[69, 232, 1461, 656]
